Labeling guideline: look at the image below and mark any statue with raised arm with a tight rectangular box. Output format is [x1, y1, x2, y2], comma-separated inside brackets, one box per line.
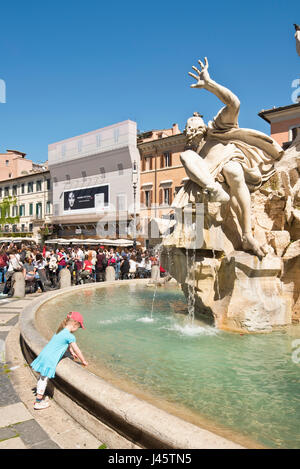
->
[173, 57, 284, 258]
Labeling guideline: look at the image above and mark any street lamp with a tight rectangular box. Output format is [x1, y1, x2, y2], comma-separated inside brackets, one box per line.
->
[132, 160, 138, 250]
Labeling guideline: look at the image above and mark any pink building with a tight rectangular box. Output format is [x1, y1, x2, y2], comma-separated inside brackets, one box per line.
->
[0, 150, 44, 181]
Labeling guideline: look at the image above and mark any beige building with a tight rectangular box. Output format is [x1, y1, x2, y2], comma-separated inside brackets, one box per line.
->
[137, 124, 186, 247]
[0, 170, 52, 241]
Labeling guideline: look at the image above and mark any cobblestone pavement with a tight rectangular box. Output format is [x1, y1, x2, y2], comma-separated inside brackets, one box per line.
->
[0, 292, 102, 449]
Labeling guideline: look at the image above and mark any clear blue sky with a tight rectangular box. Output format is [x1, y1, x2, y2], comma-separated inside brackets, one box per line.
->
[0, 0, 299, 163]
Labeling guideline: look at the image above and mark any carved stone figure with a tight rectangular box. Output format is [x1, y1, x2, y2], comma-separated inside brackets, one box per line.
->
[294, 24, 300, 57]
[161, 57, 300, 333]
[173, 57, 283, 258]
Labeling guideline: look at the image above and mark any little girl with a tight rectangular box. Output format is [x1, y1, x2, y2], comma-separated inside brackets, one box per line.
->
[30, 311, 88, 410]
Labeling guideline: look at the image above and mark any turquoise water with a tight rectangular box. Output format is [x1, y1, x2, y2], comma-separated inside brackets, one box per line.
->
[40, 283, 300, 449]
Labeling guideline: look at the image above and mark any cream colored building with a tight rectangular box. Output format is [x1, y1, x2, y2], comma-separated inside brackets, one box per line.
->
[0, 170, 52, 241]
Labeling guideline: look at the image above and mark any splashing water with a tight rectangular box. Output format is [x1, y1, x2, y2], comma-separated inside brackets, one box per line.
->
[185, 247, 196, 324]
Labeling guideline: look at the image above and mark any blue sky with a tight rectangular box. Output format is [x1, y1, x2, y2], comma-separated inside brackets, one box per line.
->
[0, 0, 299, 163]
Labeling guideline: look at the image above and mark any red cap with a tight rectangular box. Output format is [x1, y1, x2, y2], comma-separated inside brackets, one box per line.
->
[67, 311, 85, 329]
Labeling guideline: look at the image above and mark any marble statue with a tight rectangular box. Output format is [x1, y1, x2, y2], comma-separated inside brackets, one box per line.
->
[294, 24, 300, 57]
[173, 57, 283, 258]
[161, 56, 300, 333]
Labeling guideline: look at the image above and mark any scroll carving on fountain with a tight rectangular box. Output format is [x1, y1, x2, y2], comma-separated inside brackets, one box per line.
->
[161, 57, 300, 333]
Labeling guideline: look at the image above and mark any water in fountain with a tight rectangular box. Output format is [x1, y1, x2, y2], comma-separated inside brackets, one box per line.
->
[40, 283, 300, 449]
[212, 249, 221, 300]
[185, 247, 196, 324]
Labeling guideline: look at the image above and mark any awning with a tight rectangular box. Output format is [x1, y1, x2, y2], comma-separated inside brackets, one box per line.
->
[0, 237, 36, 243]
[44, 238, 141, 246]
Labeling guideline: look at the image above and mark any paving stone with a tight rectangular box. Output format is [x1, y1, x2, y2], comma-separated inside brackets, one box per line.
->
[0, 436, 27, 449]
[0, 425, 19, 442]
[30, 439, 61, 449]
[6, 316, 19, 327]
[0, 402, 32, 427]
[13, 419, 50, 447]
[0, 314, 18, 325]
[0, 366, 20, 406]
[0, 327, 13, 332]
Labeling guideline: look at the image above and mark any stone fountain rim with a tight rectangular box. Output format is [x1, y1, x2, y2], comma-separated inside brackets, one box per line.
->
[19, 279, 243, 449]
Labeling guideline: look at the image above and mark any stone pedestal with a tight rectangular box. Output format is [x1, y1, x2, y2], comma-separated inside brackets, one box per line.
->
[161, 247, 293, 333]
[12, 272, 25, 298]
[59, 268, 71, 289]
[151, 265, 160, 283]
[215, 252, 291, 332]
[105, 266, 115, 282]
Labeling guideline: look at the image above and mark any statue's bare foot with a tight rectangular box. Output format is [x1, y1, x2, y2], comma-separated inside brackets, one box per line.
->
[242, 233, 268, 259]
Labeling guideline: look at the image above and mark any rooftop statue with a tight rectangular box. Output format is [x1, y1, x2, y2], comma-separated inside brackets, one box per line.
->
[172, 57, 284, 258]
[294, 24, 300, 56]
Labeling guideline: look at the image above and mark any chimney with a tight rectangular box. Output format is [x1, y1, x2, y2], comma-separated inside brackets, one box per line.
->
[172, 123, 180, 135]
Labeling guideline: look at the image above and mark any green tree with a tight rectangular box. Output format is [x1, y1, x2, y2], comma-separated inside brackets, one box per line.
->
[0, 196, 20, 227]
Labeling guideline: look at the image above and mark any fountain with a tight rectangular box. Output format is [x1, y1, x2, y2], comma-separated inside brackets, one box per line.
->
[19, 52, 300, 450]
[160, 57, 300, 334]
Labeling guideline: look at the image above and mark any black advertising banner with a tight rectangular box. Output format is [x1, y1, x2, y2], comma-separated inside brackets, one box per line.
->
[64, 185, 109, 212]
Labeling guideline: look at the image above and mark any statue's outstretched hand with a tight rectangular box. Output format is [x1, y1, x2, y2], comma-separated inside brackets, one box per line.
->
[188, 57, 210, 89]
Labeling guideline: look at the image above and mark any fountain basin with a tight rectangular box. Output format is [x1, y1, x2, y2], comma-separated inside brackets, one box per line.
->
[20, 280, 242, 449]
[20, 280, 300, 449]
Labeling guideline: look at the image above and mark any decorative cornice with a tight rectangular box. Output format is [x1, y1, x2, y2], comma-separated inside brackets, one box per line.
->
[137, 133, 186, 154]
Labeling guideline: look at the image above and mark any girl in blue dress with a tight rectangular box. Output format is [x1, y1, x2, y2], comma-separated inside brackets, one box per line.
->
[31, 311, 88, 410]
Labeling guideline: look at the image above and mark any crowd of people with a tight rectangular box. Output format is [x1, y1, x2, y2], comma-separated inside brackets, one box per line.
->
[0, 242, 166, 297]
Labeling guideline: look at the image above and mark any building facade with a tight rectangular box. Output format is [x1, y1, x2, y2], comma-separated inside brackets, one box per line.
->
[0, 169, 52, 240]
[258, 102, 300, 148]
[137, 124, 186, 246]
[0, 149, 46, 181]
[48, 120, 140, 240]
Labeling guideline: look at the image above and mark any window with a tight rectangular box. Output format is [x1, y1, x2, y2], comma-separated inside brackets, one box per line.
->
[145, 190, 152, 208]
[46, 179, 51, 190]
[4, 187, 9, 197]
[12, 206, 18, 217]
[46, 201, 51, 214]
[29, 203, 33, 216]
[114, 128, 120, 144]
[21, 224, 25, 232]
[163, 152, 171, 167]
[29, 223, 33, 232]
[12, 185, 17, 196]
[36, 203, 42, 218]
[21, 184, 25, 194]
[19, 205, 25, 216]
[145, 156, 153, 171]
[159, 188, 172, 206]
[36, 180, 42, 191]
[0, 188, 2, 198]
[116, 194, 126, 211]
[5, 160, 9, 166]
[164, 188, 170, 205]
[117, 163, 124, 175]
[28, 182, 33, 193]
